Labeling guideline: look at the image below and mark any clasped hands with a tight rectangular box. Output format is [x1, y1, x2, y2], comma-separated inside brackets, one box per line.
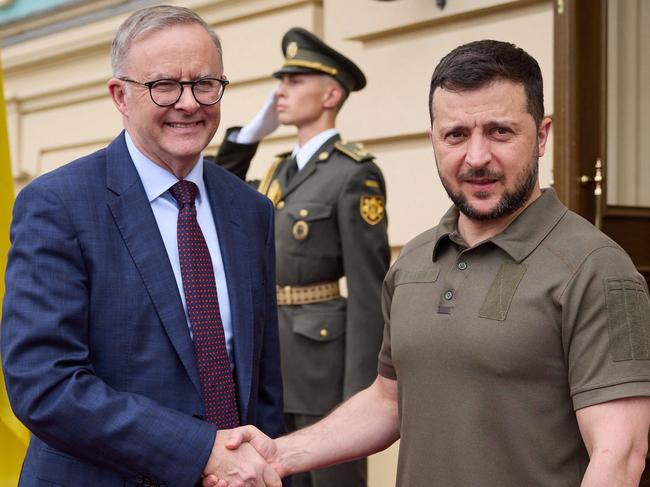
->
[202, 426, 283, 487]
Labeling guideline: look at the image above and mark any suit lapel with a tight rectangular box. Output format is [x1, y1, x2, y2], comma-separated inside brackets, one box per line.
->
[279, 155, 295, 189]
[105, 133, 202, 395]
[203, 164, 254, 420]
[280, 134, 340, 199]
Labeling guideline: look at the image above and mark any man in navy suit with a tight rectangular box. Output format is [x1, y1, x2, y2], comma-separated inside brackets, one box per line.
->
[1, 6, 284, 487]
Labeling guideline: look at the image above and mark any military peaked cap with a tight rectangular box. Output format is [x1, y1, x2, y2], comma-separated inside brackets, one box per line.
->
[272, 27, 366, 92]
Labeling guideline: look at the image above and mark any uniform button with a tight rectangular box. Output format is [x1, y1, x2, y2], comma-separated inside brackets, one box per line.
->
[318, 151, 329, 160]
[444, 290, 454, 300]
[457, 261, 467, 270]
[276, 201, 285, 209]
[319, 328, 329, 338]
[299, 209, 309, 217]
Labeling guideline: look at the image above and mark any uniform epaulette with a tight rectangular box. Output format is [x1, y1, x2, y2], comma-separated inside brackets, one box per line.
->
[334, 141, 374, 163]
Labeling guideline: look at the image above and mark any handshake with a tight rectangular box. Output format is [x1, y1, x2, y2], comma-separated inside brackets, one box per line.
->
[201, 425, 289, 487]
[201, 377, 400, 486]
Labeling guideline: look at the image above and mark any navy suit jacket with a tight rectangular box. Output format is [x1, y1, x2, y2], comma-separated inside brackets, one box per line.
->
[1, 133, 284, 486]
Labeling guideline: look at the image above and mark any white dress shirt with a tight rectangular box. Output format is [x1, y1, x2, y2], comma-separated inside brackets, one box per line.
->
[292, 128, 339, 170]
[125, 131, 234, 359]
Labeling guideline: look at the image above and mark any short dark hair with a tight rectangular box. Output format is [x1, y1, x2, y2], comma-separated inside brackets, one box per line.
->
[428, 40, 544, 126]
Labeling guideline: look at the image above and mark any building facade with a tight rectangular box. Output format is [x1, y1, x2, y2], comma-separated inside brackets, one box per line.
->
[7, 0, 649, 485]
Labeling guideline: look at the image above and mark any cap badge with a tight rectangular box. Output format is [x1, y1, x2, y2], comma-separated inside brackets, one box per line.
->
[286, 41, 299, 59]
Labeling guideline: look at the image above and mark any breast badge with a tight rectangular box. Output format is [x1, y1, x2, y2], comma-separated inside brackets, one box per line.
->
[360, 195, 385, 225]
[292, 220, 310, 240]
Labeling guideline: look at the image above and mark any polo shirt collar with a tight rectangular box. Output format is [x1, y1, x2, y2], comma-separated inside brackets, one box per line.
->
[432, 188, 568, 263]
[432, 205, 461, 261]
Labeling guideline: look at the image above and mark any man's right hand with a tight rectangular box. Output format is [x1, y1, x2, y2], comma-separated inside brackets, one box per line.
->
[202, 428, 281, 487]
[236, 90, 280, 144]
[204, 377, 400, 487]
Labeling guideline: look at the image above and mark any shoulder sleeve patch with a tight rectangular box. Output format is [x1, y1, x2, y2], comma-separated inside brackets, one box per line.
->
[360, 194, 386, 225]
[605, 277, 650, 361]
[334, 141, 374, 163]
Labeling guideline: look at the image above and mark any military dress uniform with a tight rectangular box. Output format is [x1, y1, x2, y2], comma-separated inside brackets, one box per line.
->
[216, 132, 389, 487]
[213, 27, 390, 487]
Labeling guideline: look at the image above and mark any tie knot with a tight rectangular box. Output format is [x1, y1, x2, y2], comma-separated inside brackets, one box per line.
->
[169, 180, 198, 206]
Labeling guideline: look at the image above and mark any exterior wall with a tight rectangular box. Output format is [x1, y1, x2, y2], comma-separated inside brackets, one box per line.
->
[1, 1, 554, 485]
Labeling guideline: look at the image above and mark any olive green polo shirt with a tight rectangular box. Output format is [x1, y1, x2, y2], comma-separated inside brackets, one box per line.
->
[378, 188, 650, 487]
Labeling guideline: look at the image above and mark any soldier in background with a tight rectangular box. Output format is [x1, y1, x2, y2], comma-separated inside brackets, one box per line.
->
[213, 27, 390, 487]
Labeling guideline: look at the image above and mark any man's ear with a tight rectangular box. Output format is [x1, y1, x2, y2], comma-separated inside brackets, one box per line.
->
[537, 116, 552, 157]
[108, 79, 129, 117]
[322, 83, 344, 110]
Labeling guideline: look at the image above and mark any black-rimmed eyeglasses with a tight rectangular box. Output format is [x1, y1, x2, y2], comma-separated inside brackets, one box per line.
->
[119, 77, 229, 107]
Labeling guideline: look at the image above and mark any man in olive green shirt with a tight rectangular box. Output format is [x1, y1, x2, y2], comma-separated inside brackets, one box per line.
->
[205, 40, 650, 487]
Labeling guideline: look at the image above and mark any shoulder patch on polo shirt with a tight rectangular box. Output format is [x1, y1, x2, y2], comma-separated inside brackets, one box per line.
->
[479, 260, 527, 321]
[605, 277, 650, 361]
[394, 268, 440, 286]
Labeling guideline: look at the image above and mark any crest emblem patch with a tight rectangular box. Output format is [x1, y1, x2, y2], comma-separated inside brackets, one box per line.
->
[360, 195, 385, 225]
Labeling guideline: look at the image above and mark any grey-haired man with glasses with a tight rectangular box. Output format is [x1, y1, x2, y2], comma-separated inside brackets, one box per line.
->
[1, 5, 285, 487]
[118, 77, 229, 107]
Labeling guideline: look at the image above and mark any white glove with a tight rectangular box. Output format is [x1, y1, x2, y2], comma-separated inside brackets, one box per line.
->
[236, 89, 279, 144]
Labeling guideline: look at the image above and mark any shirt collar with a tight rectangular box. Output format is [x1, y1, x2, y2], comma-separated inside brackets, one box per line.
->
[125, 130, 206, 204]
[292, 128, 339, 170]
[432, 188, 568, 263]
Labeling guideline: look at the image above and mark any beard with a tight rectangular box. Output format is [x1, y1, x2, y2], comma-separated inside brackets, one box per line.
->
[438, 153, 539, 221]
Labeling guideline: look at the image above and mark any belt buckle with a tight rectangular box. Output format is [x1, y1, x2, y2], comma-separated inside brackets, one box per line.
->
[283, 285, 293, 305]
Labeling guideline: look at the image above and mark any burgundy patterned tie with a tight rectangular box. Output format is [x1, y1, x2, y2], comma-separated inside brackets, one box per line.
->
[169, 180, 239, 428]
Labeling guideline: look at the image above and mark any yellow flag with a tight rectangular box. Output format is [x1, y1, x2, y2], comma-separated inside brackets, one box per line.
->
[0, 58, 29, 486]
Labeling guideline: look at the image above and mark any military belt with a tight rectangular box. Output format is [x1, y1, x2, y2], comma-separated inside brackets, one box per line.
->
[276, 281, 340, 306]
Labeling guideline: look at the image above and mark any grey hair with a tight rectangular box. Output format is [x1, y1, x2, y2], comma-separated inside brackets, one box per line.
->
[111, 5, 222, 77]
